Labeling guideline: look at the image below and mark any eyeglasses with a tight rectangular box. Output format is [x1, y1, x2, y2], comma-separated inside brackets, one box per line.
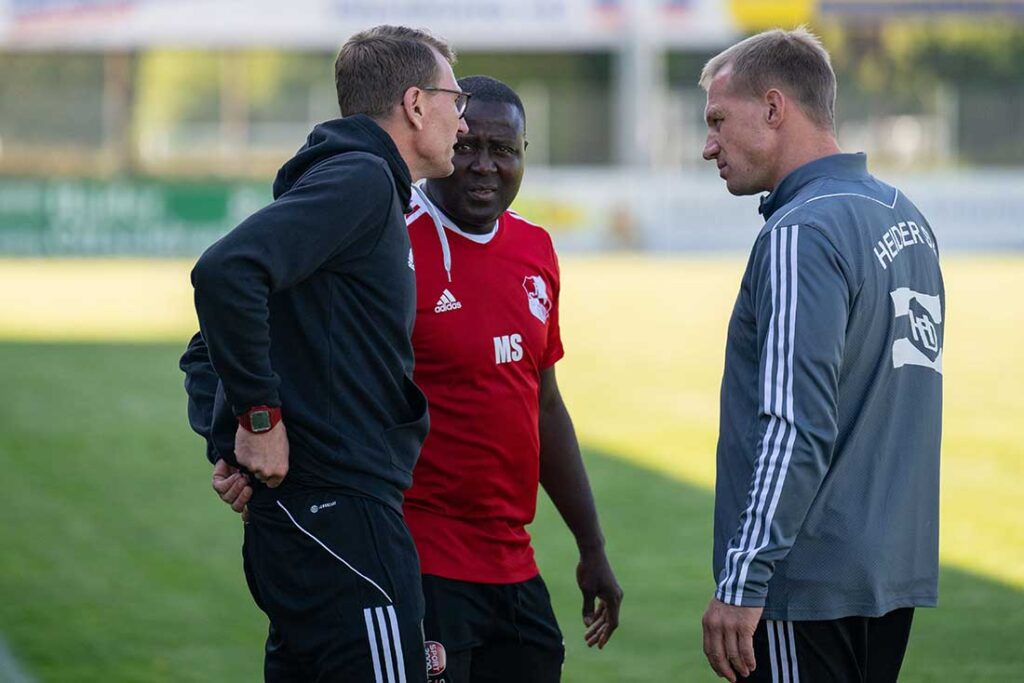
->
[421, 87, 472, 118]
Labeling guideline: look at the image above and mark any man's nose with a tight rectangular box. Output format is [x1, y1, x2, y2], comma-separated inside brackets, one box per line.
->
[703, 136, 719, 161]
[457, 117, 469, 135]
[471, 149, 497, 174]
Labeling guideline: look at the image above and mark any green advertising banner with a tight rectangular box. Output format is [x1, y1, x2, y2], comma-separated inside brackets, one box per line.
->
[0, 178, 272, 256]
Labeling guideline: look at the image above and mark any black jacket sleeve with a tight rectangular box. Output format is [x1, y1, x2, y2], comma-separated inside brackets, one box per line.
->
[179, 331, 221, 464]
[190, 155, 394, 414]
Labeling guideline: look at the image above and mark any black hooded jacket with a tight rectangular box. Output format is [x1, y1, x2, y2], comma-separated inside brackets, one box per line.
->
[184, 115, 429, 511]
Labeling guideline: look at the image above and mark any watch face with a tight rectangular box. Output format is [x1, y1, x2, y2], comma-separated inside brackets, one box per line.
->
[250, 410, 272, 432]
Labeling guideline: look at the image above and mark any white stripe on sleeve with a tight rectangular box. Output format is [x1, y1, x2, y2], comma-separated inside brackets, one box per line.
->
[732, 226, 801, 602]
[719, 227, 783, 604]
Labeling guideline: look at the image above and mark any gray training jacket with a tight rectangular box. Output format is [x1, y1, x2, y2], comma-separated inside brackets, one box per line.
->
[713, 153, 944, 621]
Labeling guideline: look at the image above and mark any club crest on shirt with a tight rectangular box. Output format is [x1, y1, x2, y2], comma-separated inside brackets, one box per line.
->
[890, 287, 943, 374]
[425, 640, 447, 677]
[522, 275, 551, 324]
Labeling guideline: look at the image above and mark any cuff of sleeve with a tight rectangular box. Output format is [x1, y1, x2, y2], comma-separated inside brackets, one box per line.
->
[715, 587, 767, 608]
[541, 347, 565, 370]
[230, 392, 281, 417]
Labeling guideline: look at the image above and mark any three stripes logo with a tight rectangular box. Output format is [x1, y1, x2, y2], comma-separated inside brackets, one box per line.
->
[718, 224, 800, 606]
[766, 620, 801, 682]
[434, 289, 462, 314]
[364, 605, 408, 683]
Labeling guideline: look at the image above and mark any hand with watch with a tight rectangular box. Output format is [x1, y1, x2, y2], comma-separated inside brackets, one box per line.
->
[235, 405, 289, 488]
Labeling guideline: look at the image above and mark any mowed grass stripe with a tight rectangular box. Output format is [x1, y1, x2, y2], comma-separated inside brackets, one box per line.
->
[553, 255, 1024, 591]
[0, 342, 1021, 681]
[1, 255, 1021, 588]
[0, 259, 198, 342]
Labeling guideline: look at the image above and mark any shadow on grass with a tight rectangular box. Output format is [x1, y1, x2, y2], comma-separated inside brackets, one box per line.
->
[531, 446, 1024, 683]
[0, 342, 1021, 682]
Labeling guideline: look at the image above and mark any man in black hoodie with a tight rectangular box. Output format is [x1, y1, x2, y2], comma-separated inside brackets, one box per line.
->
[181, 25, 468, 682]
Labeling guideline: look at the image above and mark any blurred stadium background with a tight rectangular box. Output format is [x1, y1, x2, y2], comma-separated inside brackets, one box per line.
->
[1, 0, 1022, 681]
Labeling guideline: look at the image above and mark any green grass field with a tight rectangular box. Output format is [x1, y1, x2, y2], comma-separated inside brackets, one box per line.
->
[0, 255, 1021, 681]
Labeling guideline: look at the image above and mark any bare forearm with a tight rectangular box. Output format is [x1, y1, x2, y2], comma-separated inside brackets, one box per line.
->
[539, 398, 605, 553]
[538, 368, 623, 646]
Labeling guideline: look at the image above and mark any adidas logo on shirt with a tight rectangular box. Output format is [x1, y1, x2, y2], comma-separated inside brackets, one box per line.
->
[434, 289, 462, 313]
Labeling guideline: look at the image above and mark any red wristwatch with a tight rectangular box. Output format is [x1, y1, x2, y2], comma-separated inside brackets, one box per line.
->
[238, 405, 282, 434]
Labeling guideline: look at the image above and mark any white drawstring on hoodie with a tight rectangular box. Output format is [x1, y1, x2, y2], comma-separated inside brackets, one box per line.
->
[411, 183, 452, 283]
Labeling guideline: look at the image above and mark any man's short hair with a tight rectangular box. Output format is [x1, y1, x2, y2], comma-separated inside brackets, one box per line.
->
[457, 75, 527, 132]
[699, 26, 836, 130]
[335, 25, 456, 119]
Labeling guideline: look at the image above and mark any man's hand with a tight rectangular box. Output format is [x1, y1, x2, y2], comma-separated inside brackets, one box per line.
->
[701, 597, 762, 682]
[212, 459, 253, 521]
[234, 421, 289, 488]
[578, 548, 623, 649]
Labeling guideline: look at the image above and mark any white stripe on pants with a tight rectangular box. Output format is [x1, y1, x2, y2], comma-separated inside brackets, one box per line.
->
[364, 606, 408, 683]
[766, 620, 800, 683]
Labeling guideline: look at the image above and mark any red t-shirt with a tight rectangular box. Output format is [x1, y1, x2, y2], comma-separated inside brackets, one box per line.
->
[403, 194, 564, 584]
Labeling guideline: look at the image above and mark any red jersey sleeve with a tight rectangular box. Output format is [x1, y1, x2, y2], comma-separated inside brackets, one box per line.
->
[541, 235, 564, 369]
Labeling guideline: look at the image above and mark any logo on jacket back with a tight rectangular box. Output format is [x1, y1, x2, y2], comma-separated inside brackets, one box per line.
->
[890, 287, 943, 374]
[434, 289, 462, 313]
[522, 275, 551, 323]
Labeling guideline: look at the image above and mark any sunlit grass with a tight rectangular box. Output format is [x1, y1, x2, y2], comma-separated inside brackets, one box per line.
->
[0, 259, 197, 341]
[0, 254, 1021, 681]
[554, 255, 1024, 590]
[1, 341, 1021, 682]
[1, 255, 1021, 590]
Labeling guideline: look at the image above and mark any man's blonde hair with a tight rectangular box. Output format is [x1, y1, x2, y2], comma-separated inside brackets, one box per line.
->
[335, 25, 456, 119]
[699, 26, 836, 130]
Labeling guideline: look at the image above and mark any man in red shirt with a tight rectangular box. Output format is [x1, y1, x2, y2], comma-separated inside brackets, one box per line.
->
[209, 75, 622, 682]
[404, 75, 622, 682]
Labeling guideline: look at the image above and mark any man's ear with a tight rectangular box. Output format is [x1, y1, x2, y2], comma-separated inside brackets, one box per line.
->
[523, 138, 529, 151]
[401, 86, 426, 131]
[765, 89, 786, 130]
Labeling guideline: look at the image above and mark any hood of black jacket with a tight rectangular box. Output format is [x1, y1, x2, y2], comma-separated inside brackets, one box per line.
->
[272, 114, 412, 210]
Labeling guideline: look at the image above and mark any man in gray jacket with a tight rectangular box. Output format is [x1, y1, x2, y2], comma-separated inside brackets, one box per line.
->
[698, 28, 944, 683]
